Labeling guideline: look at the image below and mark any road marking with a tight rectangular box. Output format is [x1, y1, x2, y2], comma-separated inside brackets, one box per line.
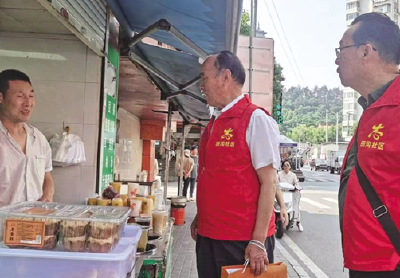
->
[301, 198, 331, 209]
[276, 240, 311, 278]
[281, 236, 330, 278]
[323, 198, 338, 204]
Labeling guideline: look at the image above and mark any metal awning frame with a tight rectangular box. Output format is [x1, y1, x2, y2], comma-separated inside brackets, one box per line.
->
[127, 18, 208, 110]
[128, 19, 208, 59]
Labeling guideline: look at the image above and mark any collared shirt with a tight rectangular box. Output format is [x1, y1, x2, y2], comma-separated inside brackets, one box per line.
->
[213, 94, 281, 170]
[0, 121, 52, 207]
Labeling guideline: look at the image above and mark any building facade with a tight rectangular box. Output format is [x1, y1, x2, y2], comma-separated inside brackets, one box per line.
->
[343, 0, 400, 140]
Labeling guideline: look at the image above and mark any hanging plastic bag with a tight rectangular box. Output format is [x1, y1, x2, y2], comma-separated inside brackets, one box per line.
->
[49, 132, 86, 167]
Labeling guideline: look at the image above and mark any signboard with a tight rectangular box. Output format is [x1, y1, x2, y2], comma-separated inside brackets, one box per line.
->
[99, 12, 120, 193]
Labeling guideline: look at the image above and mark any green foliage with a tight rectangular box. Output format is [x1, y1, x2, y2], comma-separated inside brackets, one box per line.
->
[280, 86, 344, 144]
[240, 11, 251, 36]
[272, 58, 285, 123]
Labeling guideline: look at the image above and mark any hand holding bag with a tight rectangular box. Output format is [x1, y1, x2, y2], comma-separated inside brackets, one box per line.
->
[221, 262, 288, 278]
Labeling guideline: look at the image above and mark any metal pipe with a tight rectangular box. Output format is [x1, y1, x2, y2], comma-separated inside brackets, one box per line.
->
[169, 25, 208, 59]
[336, 112, 339, 147]
[249, 0, 255, 100]
[253, 0, 258, 36]
[180, 75, 201, 91]
[326, 111, 328, 143]
[163, 103, 173, 201]
[166, 90, 207, 104]
[178, 124, 186, 196]
[128, 20, 165, 48]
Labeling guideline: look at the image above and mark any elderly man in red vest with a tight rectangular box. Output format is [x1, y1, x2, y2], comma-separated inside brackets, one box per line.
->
[336, 13, 400, 278]
[190, 51, 281, 278]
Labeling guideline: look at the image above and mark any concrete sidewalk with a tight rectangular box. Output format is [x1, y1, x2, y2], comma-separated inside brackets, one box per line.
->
[168, 181, 303, 278]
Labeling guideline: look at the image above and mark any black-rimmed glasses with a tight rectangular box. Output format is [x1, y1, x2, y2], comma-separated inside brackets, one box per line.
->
[335, 44, 377, 58]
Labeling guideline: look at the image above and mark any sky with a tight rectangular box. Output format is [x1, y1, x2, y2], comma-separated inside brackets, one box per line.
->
[243, 0, 347, 89]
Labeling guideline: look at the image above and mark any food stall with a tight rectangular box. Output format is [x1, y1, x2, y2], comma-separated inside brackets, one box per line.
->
[0, 179, 175, 278]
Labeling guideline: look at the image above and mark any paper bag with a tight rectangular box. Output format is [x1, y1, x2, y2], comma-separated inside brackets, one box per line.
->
[221, 262, 288, 278]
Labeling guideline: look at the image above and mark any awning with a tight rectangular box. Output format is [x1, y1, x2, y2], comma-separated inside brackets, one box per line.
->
[280, 135, 298, 147]
[106, 0, 243, 123]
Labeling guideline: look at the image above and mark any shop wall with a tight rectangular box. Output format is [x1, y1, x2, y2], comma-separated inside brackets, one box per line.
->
[0, 33, 102, 204]
[115, 109, 143, 180]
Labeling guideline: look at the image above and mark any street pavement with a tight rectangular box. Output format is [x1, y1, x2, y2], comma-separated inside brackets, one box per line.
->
[168, 166, 348, 278]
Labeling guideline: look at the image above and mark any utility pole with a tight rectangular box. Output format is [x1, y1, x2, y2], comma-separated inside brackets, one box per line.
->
[163, 103, 172, 201]
[178, 124, 186, 196]
[249, 0, 257, 100]
[336, 112, 339, 147]
[325, 111, 328, 143]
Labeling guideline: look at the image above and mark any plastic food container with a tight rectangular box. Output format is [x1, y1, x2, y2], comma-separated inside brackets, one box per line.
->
[0, 235, 141, 278]
[0, 202, 130, 253]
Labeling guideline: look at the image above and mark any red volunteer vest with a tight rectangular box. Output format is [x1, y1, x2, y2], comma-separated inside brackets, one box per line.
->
[197, 95, 275, 240]
[341, 76, 400, 271]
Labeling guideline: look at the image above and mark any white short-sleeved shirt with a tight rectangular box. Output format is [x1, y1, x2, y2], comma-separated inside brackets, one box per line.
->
[0, 121, 52, 207]
[213, 94, 281, 171]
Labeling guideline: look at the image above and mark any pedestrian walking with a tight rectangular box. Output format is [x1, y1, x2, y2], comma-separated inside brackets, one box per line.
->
[186, 146, 198, 201]
[191, 51, 281, 278]
[176, 149, 194, 198]
[278, 160, 303, 232]
[336, 12, 400, 277]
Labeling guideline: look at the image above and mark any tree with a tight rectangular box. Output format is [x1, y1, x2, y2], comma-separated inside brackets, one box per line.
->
[240, 11, 251, 36]
[272, 58, 285, 123]
[280, 86, 344, 143]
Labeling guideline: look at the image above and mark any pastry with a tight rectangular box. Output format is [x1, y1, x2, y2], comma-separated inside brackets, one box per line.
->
[34, 218, 60, 236]
[62, 236, 86, 252]
[41, 235, 58, 250]
[61, 220, 88, 237]
[87, 222, 115, 239]
[86, 237, 113, 253]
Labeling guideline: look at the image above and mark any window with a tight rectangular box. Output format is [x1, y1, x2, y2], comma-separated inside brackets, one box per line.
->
[347, 13, 359, 21]
[346, 2, 359, 9]
[380, 4, 391, 13]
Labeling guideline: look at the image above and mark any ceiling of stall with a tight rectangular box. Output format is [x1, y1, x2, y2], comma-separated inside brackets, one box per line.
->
[0, 0, 71, 34]
[118, 57, 182, 122]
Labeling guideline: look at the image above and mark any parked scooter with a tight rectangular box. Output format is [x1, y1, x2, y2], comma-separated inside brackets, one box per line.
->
[274, 182, 296, 238]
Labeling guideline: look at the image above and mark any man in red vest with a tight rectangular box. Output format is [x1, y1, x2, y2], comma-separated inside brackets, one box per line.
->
[336, 13, 400, 278]
[191, 51, 281, 278]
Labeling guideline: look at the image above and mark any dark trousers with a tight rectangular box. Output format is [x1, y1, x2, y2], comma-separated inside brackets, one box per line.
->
[182, 177, 190, 198]
[349, 269, 400, 278]
[196, 235, 275, 278]
[188, 178, 196, 198]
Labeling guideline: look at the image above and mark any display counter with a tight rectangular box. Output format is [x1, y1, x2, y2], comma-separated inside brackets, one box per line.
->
[133, 218, 174, 278]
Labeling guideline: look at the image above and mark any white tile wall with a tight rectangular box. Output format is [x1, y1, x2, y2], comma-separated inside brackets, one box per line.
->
[0, 33, 102, 204]
[116, 109, 143, 181]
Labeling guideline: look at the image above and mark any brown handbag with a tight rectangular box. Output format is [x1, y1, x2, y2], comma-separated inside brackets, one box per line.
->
[221, 262, 288, 278]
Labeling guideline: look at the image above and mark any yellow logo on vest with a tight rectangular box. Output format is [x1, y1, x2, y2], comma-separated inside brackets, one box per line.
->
[221, 128, 234, 140]
[216, 128, 235, 148]
[360, 123, 385, 150]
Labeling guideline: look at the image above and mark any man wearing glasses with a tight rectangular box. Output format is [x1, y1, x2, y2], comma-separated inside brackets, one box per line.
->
[336, 13, 400, 278]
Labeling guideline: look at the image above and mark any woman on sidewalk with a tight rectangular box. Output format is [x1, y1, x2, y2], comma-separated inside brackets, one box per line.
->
[278, 160, 304, 232]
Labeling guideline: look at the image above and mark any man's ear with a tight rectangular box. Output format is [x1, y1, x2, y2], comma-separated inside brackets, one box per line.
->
[0, 93, 3, 104]
[223, 69, 232, 83]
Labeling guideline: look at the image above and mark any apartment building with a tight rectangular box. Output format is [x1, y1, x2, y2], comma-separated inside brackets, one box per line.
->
[343, 0, 400, 140]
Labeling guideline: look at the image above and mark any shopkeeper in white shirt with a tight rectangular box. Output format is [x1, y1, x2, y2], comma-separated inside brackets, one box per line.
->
[0, 69, 54, 207]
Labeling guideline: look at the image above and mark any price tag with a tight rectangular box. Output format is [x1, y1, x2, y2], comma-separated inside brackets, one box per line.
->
[4, 219, 45, 248]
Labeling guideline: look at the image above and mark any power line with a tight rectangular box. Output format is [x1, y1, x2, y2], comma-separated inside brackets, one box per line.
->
[262, 0, 304, 86]
[271, 0, 306, 85]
